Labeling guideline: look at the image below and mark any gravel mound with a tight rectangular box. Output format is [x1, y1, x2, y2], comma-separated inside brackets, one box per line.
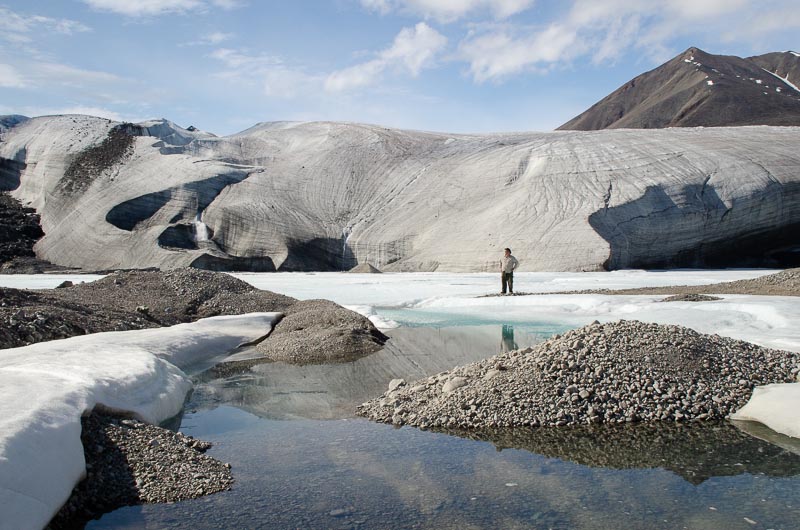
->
[255, 299, 387, 363]
[47, 410, 233, 529]
[660, 294, 722, 302]
[357, 320, 799, 429]
[0, 269, 387, 362]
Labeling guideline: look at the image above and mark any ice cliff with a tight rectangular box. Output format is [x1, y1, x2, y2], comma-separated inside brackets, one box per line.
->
[1, 114, 798, 271]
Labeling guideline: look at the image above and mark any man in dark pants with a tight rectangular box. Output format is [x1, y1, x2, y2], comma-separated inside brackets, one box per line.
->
[500, 247, 519, 294]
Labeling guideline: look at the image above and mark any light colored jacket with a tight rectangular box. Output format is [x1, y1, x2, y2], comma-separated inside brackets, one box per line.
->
[500, 255, 519, 273]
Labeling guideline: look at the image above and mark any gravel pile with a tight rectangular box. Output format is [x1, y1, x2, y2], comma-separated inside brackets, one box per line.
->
[47, 410, 233, 529]
[255, 299, 387, 363]
[0, 268, 387, 361]
[357, 320, 799, 429]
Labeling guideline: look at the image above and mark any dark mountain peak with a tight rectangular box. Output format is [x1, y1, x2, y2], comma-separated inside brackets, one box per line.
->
[559, 48, 800, 131]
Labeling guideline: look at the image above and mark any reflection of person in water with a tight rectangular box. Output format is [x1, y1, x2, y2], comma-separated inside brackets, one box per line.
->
[501, 324, 518, 352]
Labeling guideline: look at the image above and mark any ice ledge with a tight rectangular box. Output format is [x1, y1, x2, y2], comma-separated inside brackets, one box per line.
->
[731, 383, 800, 439]
[0, 312, 280, 530]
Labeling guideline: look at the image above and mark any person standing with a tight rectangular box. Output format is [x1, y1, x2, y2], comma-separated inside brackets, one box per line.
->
[500, 248, 519, 294]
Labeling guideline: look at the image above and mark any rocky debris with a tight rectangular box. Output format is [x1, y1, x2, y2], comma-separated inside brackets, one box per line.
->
[0, 192, 51, 270]
[60, 125, 136, 195]
[661, 293, 722, 302]
[437, 421, 800, 485]
[554, 267, 800, 297]
[47, 410, 233, 529]
[348, 262, 382, 273]
[357, 320, 799, 430]
[0, 269, 387, 362]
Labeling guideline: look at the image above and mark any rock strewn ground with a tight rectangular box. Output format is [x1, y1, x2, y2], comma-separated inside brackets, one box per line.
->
[557, 267, 800, 297]
[47, 410, 233, 530]
[0, 268, 387, 361]
[357, 320, 799, 430]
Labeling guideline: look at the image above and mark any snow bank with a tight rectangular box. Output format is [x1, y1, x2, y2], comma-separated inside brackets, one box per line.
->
[0, 313, 279, 530]
[731, 383, 800, 439]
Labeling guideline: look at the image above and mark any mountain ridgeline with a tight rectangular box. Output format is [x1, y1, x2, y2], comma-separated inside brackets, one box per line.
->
[559, 48, 800, 130]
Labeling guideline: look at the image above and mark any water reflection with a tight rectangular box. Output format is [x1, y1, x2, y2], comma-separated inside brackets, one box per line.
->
[190, 324, 558, 421]
[500, 324, 518, 352]
[436, 421, 800, 485]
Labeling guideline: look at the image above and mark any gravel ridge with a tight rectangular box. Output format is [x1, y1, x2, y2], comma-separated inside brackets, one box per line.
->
[0, 268, 387, 361]
[47, 410, 233, 529]
[357, 320, 799, 430]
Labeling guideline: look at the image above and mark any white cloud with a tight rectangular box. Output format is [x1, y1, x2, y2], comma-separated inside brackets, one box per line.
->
[182, 31, 234, 46]
[31, 62, 123, 87]
[32, 106, 125, 121]
[456, 0, 800, 83]
[0, 7, 90, 43]
[0, 64, 27, 88]
[82, 0, 204, 16]
[460, 24, 579, 82]
[325, 22, 447, 91]
[82, 0, 245, 16]
[210, 0, 245, 9]
[360, 0, 535, 22]
[209, 48, 322, 98]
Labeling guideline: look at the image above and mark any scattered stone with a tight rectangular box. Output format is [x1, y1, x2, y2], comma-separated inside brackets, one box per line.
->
[388, 378, 406, 392]
[442, 377, 467, 394]
[357, 320, 799, 429]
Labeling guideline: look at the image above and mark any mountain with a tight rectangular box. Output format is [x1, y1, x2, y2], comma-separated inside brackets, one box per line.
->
[558, 48, 800, 131]
[1, 114, 799, 272]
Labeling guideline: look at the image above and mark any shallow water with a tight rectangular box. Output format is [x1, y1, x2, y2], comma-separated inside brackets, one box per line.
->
[89, 322, 800, 530]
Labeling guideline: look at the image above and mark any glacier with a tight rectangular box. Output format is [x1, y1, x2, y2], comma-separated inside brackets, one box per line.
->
[1, 115, 799, 272]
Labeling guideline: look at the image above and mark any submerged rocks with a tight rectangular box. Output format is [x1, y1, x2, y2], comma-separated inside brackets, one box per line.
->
[357, 320, 800, 429]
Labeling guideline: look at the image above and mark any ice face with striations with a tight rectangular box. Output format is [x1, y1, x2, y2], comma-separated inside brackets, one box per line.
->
[1, 115, 799, 272]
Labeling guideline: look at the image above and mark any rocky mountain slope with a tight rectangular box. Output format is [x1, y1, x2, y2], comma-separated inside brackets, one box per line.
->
[1, 114, 799, 271]
[559, 48, 800, 130]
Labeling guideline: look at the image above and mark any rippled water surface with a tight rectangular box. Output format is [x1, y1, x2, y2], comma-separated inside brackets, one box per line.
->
[90, 321, 800, 529]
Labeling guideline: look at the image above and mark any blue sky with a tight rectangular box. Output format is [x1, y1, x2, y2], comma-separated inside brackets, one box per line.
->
[1, 0, 799, 135]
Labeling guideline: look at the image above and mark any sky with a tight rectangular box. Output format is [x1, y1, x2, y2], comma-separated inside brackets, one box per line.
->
[1, 0, 799, 136]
